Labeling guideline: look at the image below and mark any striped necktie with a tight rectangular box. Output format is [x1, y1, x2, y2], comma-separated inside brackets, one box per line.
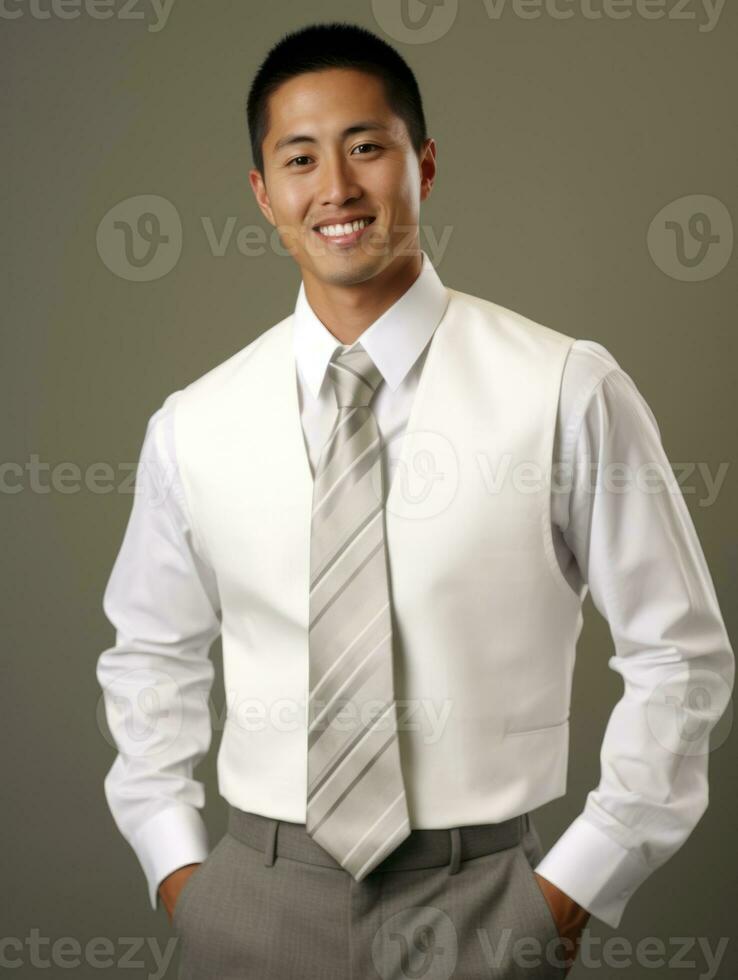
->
[306, 342, 411, 881]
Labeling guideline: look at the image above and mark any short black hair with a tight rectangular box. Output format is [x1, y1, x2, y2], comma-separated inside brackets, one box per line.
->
[246, 21, 428, 176]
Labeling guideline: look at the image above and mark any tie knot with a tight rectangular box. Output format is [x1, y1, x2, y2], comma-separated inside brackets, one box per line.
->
[327, 344, 383, 408]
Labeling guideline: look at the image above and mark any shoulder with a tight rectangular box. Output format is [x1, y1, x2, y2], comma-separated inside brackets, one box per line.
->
[559, 339, 662, 454]
[142, 313, 291, 467]
[182, 314, 292, 402]
[156, 313, 294, 440]
[560, 339, 623, 412]
[447, 288, 578, 360]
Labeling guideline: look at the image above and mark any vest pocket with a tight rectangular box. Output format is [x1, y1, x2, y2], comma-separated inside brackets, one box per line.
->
[504, 717, 569, 738]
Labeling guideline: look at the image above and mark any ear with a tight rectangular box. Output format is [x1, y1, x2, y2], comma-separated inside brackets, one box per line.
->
[248, 168, 276, 225]
[419, 138, 437, 203]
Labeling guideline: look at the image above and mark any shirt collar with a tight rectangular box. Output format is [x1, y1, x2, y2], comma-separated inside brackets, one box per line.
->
[293, 250, 450, 399]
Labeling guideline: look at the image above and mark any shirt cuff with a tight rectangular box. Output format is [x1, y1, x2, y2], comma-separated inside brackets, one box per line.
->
[130, 804, 211, 911]
[533, 814, 653, 929]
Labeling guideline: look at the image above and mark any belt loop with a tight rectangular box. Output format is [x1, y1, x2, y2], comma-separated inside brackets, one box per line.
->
[522, 812, 530, 836]
[447, 828, 462, 875]
[263, 818, 278, 866]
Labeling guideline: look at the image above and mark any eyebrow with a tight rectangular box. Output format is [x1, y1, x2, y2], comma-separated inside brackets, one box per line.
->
[272, 121, 390, 154]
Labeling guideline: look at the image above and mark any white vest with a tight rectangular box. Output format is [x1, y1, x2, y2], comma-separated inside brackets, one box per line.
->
[174, 287, 586, 828]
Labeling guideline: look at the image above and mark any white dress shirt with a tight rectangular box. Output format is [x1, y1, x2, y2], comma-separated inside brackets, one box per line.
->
[97, 251, 734, 923]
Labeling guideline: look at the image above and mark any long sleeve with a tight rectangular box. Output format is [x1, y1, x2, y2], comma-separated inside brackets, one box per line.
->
[535, 341, 735, 929]
[96, 389, 222, 911]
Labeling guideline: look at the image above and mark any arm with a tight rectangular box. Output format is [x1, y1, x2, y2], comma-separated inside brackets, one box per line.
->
[96, 389, 222, 912]
[535, 342, 735, 930]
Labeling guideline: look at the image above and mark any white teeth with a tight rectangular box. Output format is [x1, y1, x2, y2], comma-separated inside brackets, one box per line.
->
[317, 218, 372, 237]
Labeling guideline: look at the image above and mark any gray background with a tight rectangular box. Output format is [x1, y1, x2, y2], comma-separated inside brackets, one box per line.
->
[3, 1, 736, 977]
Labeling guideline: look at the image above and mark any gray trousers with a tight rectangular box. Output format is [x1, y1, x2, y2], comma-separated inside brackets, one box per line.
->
[174, 805, 567, 979]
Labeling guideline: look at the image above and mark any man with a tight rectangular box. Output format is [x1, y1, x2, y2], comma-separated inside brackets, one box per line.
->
[97, 21, 734, 980]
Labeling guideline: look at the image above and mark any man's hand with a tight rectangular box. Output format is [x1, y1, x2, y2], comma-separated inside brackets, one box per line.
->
[159, 863, 202, 925]
[534, 872, 590, 976]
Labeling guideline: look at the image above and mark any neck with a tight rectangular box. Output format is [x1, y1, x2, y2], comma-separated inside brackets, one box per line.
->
[302, 251, 423, 346]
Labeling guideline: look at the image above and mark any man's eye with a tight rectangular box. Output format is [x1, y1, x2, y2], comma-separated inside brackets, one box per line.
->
[287, 144, 379, 167]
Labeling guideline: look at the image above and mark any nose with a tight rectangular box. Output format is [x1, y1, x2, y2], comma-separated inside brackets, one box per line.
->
[319, 150, 363, 207]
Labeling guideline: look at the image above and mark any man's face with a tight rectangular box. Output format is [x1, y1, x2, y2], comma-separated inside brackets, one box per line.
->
[249, 68, 435, 288]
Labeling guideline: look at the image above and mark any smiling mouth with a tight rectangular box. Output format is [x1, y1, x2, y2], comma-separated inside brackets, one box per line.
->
[312, 216, 376, 239]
